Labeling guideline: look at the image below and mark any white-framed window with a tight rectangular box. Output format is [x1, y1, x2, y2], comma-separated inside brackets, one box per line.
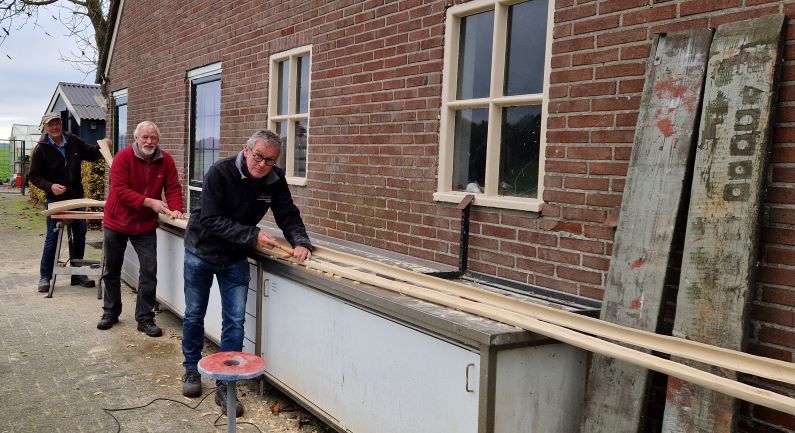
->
[111, 88, 128, 152]
[187, 62, 222, 211]
[435, 0, 553, 212]
[268, 45, 311, 186]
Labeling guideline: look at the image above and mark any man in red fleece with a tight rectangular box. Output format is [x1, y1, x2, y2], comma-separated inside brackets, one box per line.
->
[98, 120, 183, 337]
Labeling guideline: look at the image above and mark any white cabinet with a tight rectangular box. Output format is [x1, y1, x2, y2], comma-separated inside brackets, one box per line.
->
[263, 272, 480, 433]
[134, 227, 589, 433]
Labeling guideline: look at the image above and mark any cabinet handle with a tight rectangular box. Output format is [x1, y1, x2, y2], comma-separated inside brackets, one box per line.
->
[465, 363, 475, 393]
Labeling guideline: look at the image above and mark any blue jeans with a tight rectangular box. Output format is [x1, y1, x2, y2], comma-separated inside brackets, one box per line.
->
[182, 250, 250, 371]
[40, 208, 87, 280]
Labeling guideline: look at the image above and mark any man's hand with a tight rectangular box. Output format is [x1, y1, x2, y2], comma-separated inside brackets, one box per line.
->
[256, 229, 280, 250]
[292, 246, 312, 262]
[143, 197, 174, 216]
[51, 184, 67, 195]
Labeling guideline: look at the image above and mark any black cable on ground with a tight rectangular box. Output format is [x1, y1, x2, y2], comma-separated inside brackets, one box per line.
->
[102, 387, 264, 433]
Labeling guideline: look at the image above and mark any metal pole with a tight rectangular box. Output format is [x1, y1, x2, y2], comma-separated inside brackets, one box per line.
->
[20, 141, 26, 196]
[227, 380, 236, 433]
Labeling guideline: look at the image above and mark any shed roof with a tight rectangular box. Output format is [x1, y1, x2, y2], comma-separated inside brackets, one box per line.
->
[44, 82, 106, 126]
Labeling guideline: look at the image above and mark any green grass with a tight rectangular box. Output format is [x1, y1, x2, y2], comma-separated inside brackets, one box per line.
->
[0, 193, 46, 232]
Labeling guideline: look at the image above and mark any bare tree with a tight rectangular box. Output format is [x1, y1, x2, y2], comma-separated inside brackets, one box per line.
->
[0, 0, 109, 75]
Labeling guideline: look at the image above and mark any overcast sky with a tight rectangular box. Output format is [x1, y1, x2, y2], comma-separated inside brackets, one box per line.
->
[0, 8, 93, 140]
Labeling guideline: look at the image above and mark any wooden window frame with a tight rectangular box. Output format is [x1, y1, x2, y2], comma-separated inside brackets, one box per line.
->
[435, 0, 554, 212]
[268, 45, 312, 186]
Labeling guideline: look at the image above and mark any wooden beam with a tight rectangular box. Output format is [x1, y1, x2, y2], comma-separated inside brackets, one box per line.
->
[98, 138, 113, 167]
[155, 215, 795, 414]
[662, 14, 787, 433]
[310, 245, 795, 385]
[42, 198, 106, 216]
[256, 245, 795, 416]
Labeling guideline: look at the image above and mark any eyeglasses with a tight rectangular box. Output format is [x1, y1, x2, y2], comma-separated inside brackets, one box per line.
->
[249, 150, 277, 166]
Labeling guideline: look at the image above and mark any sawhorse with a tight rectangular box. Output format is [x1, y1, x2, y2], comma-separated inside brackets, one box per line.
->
[48, 211, 105, 299]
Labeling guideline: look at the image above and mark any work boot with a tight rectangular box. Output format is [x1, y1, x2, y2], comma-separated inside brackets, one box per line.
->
[182, 369, 202, 398]
[71, 275, 96, 288]
[37, 278, 50, 293]
[215, 381, 245, 417]
[136, 319, 163, 337]
[97, 314, 119, 330]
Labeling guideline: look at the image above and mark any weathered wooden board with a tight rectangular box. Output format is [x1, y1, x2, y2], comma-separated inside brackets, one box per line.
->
[580, 29, 713, 433]
[661, 14, 786, 433]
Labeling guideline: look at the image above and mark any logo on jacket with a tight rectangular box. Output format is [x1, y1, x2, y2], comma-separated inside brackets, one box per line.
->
[257, 193, 271, 203]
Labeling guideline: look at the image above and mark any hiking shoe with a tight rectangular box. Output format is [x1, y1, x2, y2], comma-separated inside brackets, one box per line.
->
[136, 319, 163, 337]
[215, 381, 245, 417]
[97, 314, 119, 330]
[37, 278, 50, 293]
[71, 275, 96, 288]
[182, 369, 202, 398]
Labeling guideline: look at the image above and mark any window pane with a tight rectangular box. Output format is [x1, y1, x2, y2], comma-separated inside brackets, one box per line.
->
[504, 0, 549, 96]
[452, 109, 488, 192]
[275, 121, 287, 169]
[297, 55, 310, 114]
[294, 120, 308, 177]
[456, 11, 493, 100]
[115, 103, 128, 152]
[277, 60, 289, 115]
[499, 105, 541, 198]
[189, 190, 201, 213]
[190, 78, 221, 184]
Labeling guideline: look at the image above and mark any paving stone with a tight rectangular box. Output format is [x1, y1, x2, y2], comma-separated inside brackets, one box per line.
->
[0, 193, 332, 433]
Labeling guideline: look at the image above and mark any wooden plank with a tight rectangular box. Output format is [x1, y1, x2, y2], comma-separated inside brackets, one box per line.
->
[580, 29, 713, 433]
[98, 138, 113, 167]
[157, 216, 795, 413]
[155, 214, 795, 386]
[50, 211, 105, 220]
[253, 244, 795, 416]
[662, 14, 786, 433]
[308, 245, 795, 384]
[42, 198, 106, 215]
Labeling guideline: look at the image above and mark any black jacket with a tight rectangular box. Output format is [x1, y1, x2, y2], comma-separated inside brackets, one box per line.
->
[184, 152, 313, 266]
[28, 132, 102, 202]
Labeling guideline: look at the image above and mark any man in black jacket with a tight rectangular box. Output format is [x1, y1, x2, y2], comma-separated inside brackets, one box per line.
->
[28, 112, 103, 292]
[180, 129, 312, 417]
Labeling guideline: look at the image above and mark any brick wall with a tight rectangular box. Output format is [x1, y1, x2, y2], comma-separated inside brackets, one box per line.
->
[106, 0, 794, 431]
[551, 1, 795, 432]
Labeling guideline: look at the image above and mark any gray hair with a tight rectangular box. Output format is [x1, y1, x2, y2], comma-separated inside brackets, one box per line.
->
[246, 129, 281, 150]
[133, 121, 160, 139]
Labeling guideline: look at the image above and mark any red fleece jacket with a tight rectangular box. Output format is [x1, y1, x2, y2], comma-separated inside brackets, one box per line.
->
[103, 144, 183, 235]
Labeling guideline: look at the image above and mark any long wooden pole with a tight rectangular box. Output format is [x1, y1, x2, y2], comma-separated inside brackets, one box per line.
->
[156, 216, 795, 414]
[256, 246, 795, 416]
[309, 245, 795, 385]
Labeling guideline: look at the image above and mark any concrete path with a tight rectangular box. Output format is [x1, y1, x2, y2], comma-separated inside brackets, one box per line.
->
[0, 193, 329, 433]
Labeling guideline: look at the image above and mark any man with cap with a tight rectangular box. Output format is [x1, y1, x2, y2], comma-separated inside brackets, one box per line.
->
[28, 112, 103, 292]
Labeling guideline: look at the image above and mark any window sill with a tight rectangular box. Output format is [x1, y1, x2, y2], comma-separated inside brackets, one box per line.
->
[286, 177, 308, 187]
[433, 191, 542, 212]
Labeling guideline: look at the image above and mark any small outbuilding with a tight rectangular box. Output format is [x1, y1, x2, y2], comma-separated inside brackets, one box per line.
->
[42, 82, 106, 146]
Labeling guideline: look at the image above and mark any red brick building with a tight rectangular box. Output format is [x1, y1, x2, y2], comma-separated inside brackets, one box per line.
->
[98, 1, 795, 431]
